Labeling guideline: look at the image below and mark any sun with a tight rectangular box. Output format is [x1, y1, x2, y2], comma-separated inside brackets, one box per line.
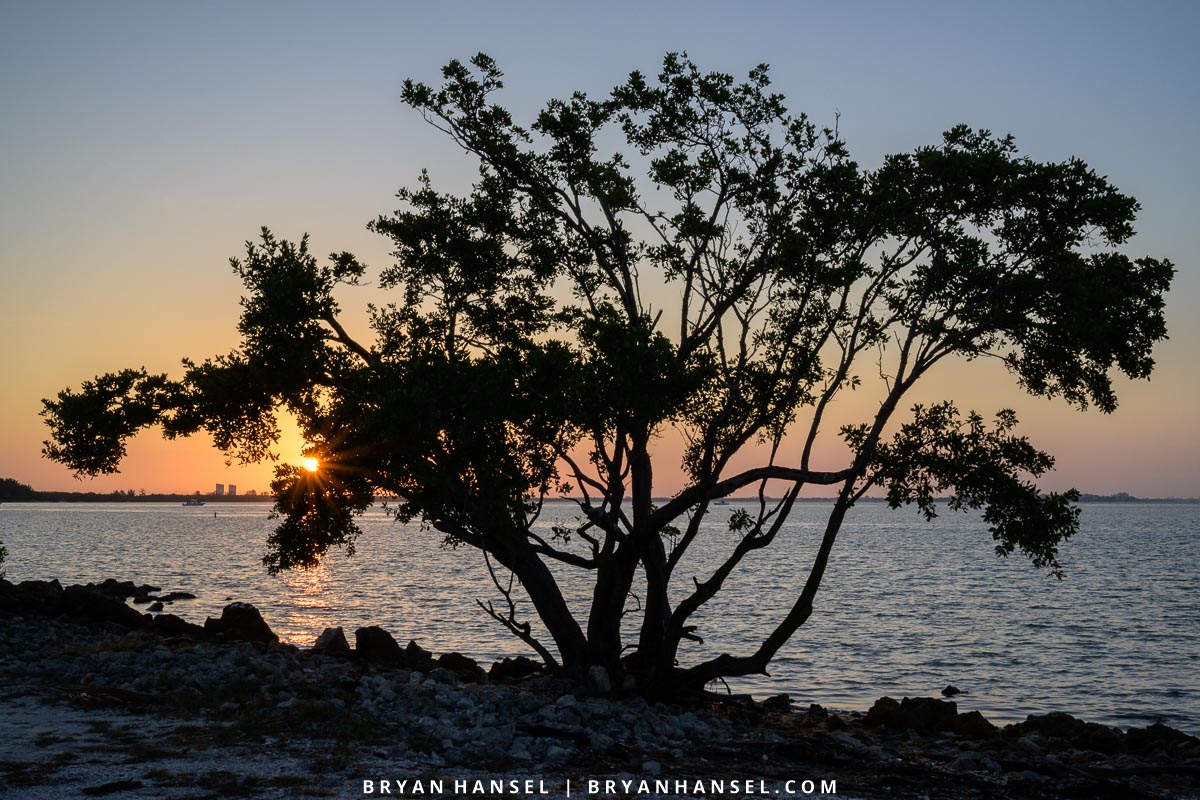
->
[302, 457, 319, 473]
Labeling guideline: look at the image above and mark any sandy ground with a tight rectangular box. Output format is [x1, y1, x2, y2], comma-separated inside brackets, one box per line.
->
[0, 678, 376, 799]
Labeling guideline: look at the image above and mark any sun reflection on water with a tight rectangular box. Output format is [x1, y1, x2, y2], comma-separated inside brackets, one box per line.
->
[2, 501, 1197, 732]
[278, 561, 340, 643]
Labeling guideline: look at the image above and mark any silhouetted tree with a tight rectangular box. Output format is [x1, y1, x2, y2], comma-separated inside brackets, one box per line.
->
[0, 478, 29, 569]
[0, 478, 38, 502]
[42, 55, 1172, 693]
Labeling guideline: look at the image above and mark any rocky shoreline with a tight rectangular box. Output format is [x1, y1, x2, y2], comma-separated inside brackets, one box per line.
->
[1, 577, 1198, 799]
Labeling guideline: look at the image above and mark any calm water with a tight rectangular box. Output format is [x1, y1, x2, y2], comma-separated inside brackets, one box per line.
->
[2, 500, 1197, 734]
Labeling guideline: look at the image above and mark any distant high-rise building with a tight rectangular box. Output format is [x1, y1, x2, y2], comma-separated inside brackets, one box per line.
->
[228, 484, 237, 497]
[216, 483, 225, 497]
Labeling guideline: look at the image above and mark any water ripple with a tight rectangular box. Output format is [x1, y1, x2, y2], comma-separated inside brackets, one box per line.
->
[2, 500, 1197, 734]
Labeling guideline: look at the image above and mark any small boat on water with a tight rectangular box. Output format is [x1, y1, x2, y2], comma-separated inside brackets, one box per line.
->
[182, 499, 205, 507]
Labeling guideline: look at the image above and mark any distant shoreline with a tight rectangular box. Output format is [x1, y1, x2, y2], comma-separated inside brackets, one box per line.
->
[3, 493, 1197, 504]
[3, 476, 1197, 504]
[0, 492, 272, 503]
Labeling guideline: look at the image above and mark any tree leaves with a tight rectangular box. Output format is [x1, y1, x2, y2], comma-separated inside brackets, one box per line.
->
[263, 462, 374, 574]
[862, 403, 1081, 576]
[41, 369, 174, 476]
[41, 52, 1173, 680]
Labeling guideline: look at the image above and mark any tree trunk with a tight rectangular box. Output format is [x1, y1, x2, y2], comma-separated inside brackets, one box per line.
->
[635, 532, 671, 685]
[675, 493, 854, 690]
[586, 540, 638, 677]
[492, 538, 590, 673]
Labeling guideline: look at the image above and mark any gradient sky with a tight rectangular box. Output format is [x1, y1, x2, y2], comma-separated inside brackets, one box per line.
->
[2, 0, 1197, 497]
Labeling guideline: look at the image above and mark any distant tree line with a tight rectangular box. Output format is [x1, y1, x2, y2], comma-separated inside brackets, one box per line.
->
[1075, 492, 1197, 503]
[0, 478, 38, 502]
[0, 478, 264, 503]
[3, 477, 1186, 508]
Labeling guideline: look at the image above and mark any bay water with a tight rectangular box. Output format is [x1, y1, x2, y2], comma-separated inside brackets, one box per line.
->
[2, 500, 1196, 734]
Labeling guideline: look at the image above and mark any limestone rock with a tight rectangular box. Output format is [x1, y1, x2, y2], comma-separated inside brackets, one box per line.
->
[312, 627, 351, 656]
[204, 602, 277, 643]
[1125, 722, 1200, 757]
[61, 585, 145, 628]
[405, 640, 436, 671]
[761, 693, 791, 712]
[866, 696, 958, 733]
[489, 655, 542, 683]
[439, 652, 487, 683]
[354, 625, 404, 663]
[952, 710, 998, 739]
[1007, 711, 1124, 754]
[152, 613, 205, 638]
[14, 579, 64, 612]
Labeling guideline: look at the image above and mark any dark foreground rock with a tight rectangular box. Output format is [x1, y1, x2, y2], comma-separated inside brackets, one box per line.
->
[0, 576, 279, 647]
[404, 638, 437, 671]
[490, 654, 544, 682]
[312, 625, 351, 656]
[2, 585, 1198, 799]
[150, 612, 205, 638]
[0, 576, 189, 619]
[866, 695, 1000, 738]
[438, 651, 487, 683]
[11, 579, 66, 611]
[203, 602, 278, 643]
[60, 585, 149, 629]
[1007, 709, 1126, 754]
[354, 624, 404, 663]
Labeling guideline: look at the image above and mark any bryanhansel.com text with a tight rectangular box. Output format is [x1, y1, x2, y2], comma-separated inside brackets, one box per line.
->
[362, 777, 838, 795]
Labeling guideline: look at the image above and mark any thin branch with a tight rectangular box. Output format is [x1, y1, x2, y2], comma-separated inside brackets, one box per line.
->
[652, 465, 852, 529]
[322, 313, 376, 364]
[478, 550, 559, 669]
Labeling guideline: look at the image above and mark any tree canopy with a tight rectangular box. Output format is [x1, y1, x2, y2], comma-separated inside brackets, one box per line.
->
[43, 54, 1172, 693]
